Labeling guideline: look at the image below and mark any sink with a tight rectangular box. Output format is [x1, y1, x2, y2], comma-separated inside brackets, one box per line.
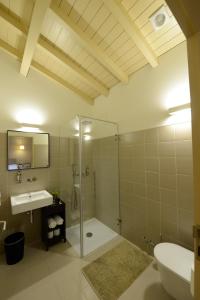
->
[11, 190, 53, 215]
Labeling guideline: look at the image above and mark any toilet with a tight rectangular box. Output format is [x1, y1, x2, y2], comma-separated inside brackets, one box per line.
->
[154, 243, 194, 300]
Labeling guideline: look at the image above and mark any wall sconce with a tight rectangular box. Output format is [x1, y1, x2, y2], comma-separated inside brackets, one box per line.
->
[168, 103, 191, 115]
[167, 103, 191, 124]
[19, 145, 25, 150]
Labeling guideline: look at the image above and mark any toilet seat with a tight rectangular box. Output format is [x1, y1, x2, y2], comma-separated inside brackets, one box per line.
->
[154, 243, 194, 283]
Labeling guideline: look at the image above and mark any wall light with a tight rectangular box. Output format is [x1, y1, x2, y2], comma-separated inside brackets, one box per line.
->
[167, 103, 191, 124]
[17, 126, 41, 133]
[19, 145, 25, 150]
[15, 108, 45, 125]
[164, 82, 190, 110]
[168, 103, 191, 115]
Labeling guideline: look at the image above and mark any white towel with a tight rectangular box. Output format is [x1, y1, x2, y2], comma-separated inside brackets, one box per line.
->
[54, 228, 60, 236]
[48, 218, 57, 229]
[54, 215, 64, 225]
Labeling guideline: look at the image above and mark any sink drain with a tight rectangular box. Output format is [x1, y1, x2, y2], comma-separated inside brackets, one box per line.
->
[86, 232, 93, 238]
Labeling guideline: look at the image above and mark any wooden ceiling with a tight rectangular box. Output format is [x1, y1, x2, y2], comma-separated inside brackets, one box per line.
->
[0, 0, 185, 104]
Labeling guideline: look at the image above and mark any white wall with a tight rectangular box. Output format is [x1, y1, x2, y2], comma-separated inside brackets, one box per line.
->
[93, 42, 190, 134]
[0, 42, 190, 136]
[0, 50, 94, 135]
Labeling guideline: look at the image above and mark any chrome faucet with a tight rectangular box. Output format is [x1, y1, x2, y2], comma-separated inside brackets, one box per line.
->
[16, 170, 22, 183]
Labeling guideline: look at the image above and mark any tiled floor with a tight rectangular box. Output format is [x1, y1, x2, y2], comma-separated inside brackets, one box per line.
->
[66, 218, 118, 255]
[0, 236, 173, 300]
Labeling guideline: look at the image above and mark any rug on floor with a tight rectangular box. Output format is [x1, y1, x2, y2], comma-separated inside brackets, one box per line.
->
[82, 240, 153, 300]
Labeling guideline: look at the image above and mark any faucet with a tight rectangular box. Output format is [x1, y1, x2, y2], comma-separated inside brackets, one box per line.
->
[16, 170, 22, 183]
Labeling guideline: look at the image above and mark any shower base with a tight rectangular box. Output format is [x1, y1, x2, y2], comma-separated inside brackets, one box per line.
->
[66, 218, 118, 256]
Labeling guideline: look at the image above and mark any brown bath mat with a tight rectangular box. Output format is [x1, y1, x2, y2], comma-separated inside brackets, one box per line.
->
[82, 240, 153, 300]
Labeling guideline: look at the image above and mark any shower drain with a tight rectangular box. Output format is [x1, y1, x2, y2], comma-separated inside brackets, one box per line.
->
[86, 232, 93, 238]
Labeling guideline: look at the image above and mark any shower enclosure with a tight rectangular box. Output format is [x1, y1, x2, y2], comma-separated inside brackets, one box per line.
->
[66, 116, 120, 257]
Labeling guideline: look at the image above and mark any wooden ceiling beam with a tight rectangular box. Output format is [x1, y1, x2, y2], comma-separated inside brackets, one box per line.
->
[0, 3, 107, 97]
[38, 37, 109, 96]
[102, 0, 158, 68]
[0, 3, 27, 34]
[0, 39, 94, 105]
[20, 0, 51, 76]
[50, 0, 128, 83]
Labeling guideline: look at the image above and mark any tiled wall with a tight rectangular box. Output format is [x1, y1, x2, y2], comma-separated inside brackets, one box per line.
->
[0, 133, 97, 252]
[119, 122, 194, 252]
[0, 134, 62, 252]
[93, 136, 120, 233]
[0, 123, 194, 254]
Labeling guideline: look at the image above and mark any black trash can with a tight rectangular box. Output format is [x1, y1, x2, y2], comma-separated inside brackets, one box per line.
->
[4, 232, 25, 265]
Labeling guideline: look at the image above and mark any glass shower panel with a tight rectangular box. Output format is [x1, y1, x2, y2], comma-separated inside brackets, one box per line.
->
[60, 120, 81, 256]
[79, 116, 120, 257]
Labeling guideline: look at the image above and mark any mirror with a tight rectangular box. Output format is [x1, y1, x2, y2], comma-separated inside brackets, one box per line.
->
[7, 130, 50, 171]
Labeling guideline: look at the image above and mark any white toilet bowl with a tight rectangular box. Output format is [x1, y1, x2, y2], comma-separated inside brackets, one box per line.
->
[154, 243, 194, 300]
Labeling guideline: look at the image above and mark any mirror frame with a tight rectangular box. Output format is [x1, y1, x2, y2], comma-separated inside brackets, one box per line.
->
[7, 130, 50, 171]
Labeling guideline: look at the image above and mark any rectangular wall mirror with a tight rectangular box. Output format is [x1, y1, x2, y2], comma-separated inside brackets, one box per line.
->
[7, 130, 50, 171]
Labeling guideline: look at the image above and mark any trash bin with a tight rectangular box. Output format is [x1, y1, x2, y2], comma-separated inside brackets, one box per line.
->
[4, 232, 25, 265]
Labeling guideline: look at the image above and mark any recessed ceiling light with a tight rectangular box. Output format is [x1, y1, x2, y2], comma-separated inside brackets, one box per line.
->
[149, 6, 170, 31]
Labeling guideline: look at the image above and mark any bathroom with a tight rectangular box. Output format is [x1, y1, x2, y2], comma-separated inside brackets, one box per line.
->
[0, 0, 199, 299]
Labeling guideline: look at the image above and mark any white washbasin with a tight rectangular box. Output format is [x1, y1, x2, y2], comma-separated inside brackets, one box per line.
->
[11, 190, 53, 215]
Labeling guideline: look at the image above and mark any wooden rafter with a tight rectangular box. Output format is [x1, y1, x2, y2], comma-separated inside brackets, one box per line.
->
[38, 37, 109, 96]
[0, 39, 94, 104]
[50, 0, 129, 83]
[102, 0, 158, 68]
[20, 0, 51, 76]
[0, 3, 107, 97]
[0, 3, 27, 34]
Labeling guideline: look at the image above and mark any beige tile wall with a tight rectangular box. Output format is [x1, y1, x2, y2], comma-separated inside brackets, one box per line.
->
[92, 136, 120, 233]
[0, 133, 63, 252]
[119, 122, 194, 252]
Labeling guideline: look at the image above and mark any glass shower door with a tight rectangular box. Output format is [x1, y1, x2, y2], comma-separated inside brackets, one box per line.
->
[79, 116, 120, 257]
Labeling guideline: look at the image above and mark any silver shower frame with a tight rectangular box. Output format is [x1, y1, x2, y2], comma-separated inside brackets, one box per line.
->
[77, 115, 121, 257]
